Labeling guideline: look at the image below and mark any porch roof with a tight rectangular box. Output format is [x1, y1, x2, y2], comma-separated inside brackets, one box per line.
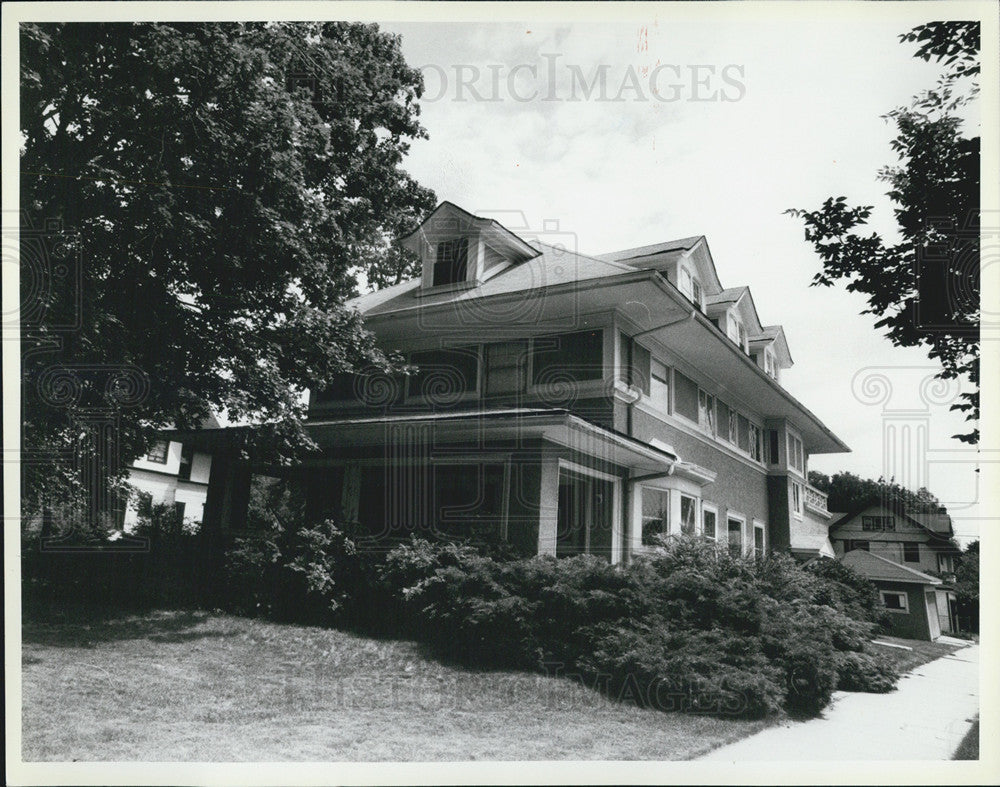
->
[841, 550, 942, 585]
[167, 408, 680, 476]
[305, 408, 679, 474]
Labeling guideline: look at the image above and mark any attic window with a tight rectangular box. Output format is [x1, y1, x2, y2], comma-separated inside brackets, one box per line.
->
[433, 238, 469, 286]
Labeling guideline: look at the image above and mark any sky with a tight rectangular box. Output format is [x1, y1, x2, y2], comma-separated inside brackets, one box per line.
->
[380, 9, 987, 545]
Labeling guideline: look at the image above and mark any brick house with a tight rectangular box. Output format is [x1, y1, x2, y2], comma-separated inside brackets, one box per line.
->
[179, 202, 849, 562]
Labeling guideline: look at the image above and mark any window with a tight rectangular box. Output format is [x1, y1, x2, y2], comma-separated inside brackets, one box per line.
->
[716, 400, 734, 443]
[938, 554, 955, 574]
[845, 539, 870, 552]
[880, 591, 908, 613]
[903, 542, 920, 563]
[767, 430, 780, 465]
[702, 505, 717, 541]
[691, 278, 703, 311]
[673, 370, 699, 422]
[618, 333, 650, 395]
[177, 445, 194, 481]
[748, 424, 762, 462]
[753, 522, 765, 558]
[641, 488, 670, 546]
[737, 414, 750, 453]
[433, 463, 507, 539]
[791, 481, 803, 516]
[764, 350, 776, 379]
[679, 266, 693, 300]
[862, 515, 896, 532]
[727, 517, 744, 559]
[698, 390, 716, 435]
[680, 494, 698, 535]
[737, 322, 748, 353]
[146, 441, 169, 464]
[650, 359, 670, 411]
[727, 314, 741, 345]
[531, 330, 604, 386]
[433, 238, 469, 286]
[787, 433, 804, 473]
[408, 347, 479, 400]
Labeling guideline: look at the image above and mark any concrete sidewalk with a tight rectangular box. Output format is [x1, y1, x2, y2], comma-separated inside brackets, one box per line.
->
[700, 644, 978, 761]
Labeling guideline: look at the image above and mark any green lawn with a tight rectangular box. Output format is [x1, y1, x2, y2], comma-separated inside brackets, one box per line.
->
[21, 604, 768, 761]
[868, 635, 965, 675]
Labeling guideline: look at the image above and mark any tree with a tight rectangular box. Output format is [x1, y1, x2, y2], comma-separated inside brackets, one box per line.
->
[954, 540, 979, 603]
[20, 23, 436, 527]
[787, 22, 980, 443]
[807, 470, 946, 516]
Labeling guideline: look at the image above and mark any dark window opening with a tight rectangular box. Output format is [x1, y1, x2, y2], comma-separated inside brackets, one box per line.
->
[408, 347, 479, 400]
[433, 238, 470, 286]
[178, 445, 194, 481]
[903, 542, 920, 562]
[674, 370, 699, 422]
[531, 329, 604, 387]
[146, 441, 169, 464]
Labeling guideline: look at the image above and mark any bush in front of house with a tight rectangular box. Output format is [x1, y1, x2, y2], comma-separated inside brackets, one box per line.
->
[221, 518, 360, 626]
[373, 535, 898, 719]
[833, 650, 898, 693]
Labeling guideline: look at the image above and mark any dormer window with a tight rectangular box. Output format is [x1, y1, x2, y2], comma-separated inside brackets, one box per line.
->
[433, 238, 470, 286]
[678, 266, 702, 310]
[727, 313, 748, 353]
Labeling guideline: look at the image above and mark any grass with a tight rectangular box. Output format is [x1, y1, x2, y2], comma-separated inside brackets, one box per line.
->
[21, 603, 769, 761]
[952, 717, 979, 760]
[867, 635, 965, 675]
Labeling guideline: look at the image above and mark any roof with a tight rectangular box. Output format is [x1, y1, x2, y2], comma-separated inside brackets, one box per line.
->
[829, 504, 954, 539]
[351, 238, 637, 318]
[841, 550, 942, 585]
[595, 236, 704, 263]
[705, 286, 749, 306]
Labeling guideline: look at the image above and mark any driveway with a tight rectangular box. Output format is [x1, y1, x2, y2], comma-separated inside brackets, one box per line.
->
[700, 643, 978, 761]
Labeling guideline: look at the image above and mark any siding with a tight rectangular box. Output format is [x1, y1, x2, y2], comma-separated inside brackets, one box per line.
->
[876, 580, 934, 640]
[622, 403, 769, 533]
[830, 505, 952, 574]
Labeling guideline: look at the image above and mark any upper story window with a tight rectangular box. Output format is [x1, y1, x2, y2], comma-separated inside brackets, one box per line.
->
[146, 441, 169, 464]
[764, 349, 777, 379]
[861, 514, 895, 532]
[650, 359, 670, 411]
[673, 370, 699, 423]
[787, 433, 804, 474]
[178, 445, 194, 480]
[531, 329, 604, 387]
[408, 346, 480, 400]
[678, 266, 703, 310]
[727, 313, 748, 353]
[433, 238, 470, 286]
[698, 389, 716, 436]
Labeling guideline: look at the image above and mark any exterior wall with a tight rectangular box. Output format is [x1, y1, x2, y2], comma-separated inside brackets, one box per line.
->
[766, 475, 792, 550]
[876, 580, 935, 641]
[623, 402, 769, 546]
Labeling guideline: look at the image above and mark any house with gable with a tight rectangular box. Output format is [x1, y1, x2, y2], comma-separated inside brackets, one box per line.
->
[178, 201, 849, 564]
[829, 503, 963, 634]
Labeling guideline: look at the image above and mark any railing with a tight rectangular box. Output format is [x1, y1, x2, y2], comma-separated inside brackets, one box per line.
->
[804, 484, 830, 517]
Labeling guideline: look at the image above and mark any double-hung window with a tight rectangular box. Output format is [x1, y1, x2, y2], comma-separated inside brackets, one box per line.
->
[791, 481, 803, 516]
[641, 488, 670, 546]
[650, 359, 670, 412]
[433, 238, 470, 286]
[698, 390, 716, 435]
[679, 494, 698, 536]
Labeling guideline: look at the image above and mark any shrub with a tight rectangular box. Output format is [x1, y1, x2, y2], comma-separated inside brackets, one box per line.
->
[835, 651, 898, 693]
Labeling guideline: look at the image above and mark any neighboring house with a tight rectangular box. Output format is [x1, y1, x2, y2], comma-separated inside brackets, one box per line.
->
[830, 504, 962, 634]
[177, 201, 849, 563]
[124, 416, 218, 530]
[841, 549, 944, 641]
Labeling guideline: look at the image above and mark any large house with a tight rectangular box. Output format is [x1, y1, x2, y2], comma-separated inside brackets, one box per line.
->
[830, 504, 962, 634]
[179, 202, 849, 563]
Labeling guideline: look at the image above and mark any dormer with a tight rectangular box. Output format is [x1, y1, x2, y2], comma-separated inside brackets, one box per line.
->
[400, 202, 540, 292]
[706, 287, 751, 352]
[748, 325, 793, 382]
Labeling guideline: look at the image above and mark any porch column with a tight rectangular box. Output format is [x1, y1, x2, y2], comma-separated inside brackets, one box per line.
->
[536, 455, 560, 556]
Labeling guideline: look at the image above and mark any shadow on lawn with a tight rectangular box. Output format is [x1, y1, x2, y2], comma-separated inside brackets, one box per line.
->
[22, 601, 228, 649]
